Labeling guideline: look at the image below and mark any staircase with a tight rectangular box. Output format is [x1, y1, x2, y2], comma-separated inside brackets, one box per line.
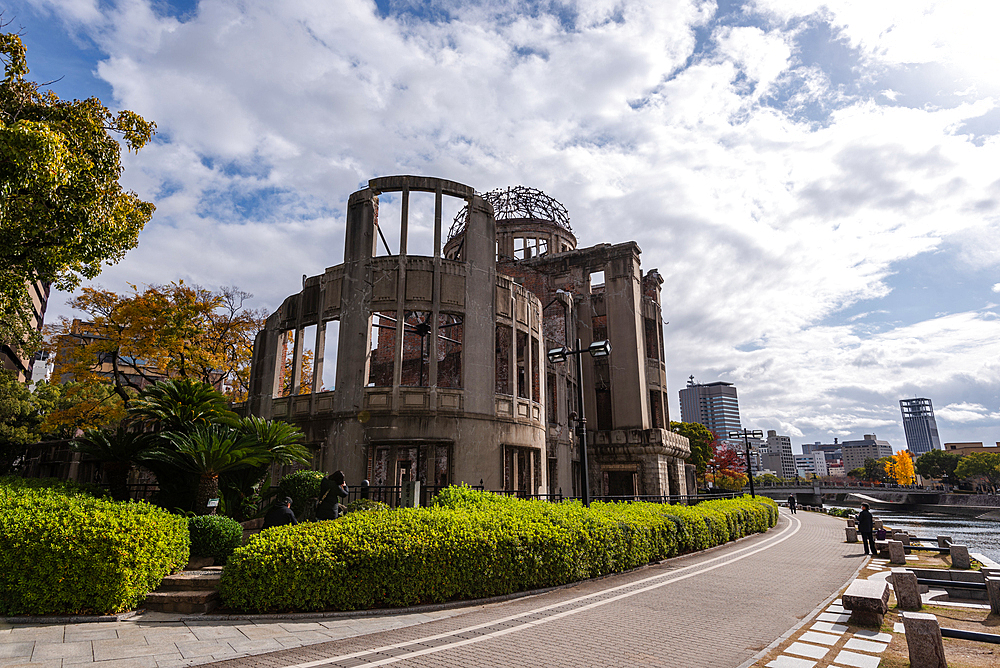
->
[143, 568, 222, 614]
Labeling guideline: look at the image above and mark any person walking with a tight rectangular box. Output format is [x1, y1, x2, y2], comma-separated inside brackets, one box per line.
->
[262, 497, 298, 529]
[317, 470, 349, 520]
[858, 503, 876, 555]
[787, 494, 797, 514]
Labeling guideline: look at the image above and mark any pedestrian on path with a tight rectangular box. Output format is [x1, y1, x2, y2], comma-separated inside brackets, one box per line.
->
[787, 494, 797, 514]
[858, 503, 876, 555]
[262, 497, 298, 529]
[317, 470, 349, 520]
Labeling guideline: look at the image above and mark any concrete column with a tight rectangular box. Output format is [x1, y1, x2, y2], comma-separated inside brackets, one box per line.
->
[985, 577, 1000, 614]
[950, 544, 971, 569]
[888, 540, 906, 565]
[891, 568, 922, 611]
[462, 194, 497, 415]
[846, 527, 858, 543]
[901, 612, 947, 668]
[290, 327, 304, 396]
[604, 246, 648, 429]
[937, 535, 952, 548]
[335, 188, 377, 414]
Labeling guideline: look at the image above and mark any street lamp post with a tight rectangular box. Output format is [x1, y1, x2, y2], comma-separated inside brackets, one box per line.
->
[728, 428, 763, 498]
[547, 338, 612, 507]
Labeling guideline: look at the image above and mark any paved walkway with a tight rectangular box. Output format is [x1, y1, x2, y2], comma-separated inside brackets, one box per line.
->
[1, 509, 865, 668]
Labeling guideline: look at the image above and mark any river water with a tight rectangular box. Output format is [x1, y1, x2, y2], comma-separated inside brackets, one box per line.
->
[831, 507, 1000, 564]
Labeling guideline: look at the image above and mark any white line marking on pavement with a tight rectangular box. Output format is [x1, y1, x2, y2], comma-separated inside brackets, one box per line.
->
[275, 514, 803, 668]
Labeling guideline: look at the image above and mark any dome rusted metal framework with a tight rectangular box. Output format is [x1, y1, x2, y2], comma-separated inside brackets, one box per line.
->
[447, 185, 572, 240]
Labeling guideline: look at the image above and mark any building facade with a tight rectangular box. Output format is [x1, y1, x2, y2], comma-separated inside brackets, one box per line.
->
[246, 177, 690, 500]
[944, 442, 1000, 456]
[899, 397, 942, 456]
[794, 452, 828, 478]
[841, 434, 894, 473]
[678, 378, 742, 438]
[1, 280, 50, 382]
[765, 430, 795, 479]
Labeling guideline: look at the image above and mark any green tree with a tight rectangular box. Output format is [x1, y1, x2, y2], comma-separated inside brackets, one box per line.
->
[40, 380, 126, 439]
[862, 457, 890, 483]
[71, 425, 160, 500]
[954, 452, 1000, 493]
[915, 449, 962, 485]
[0, 370, 58, 472]
[129, 378, 237, 433]
[157, 424, 270, 514]
[670, 421, 714, 481]
[0, 32, 155, 357]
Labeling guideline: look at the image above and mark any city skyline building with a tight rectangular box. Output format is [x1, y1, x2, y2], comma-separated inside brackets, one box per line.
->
[841, 434, 894, 473]
[678, 377, 742, 438]
[900, 397, 942, 456]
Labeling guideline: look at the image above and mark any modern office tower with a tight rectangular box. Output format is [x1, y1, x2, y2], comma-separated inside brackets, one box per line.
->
[899, 397, 942, 456]
[841, 434, 894, 472]
[765, 430, 796, 479]
[678, 377, 742, 437]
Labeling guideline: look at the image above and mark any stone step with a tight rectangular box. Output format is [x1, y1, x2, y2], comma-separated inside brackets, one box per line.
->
[158, 570, 222, 591]
[143, 589, 219, 614]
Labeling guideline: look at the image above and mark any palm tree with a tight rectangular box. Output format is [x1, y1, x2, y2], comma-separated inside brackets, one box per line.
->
[157, 423, 269, 514]
[72, 426, 161, 501]
[128, 378, 237, 433]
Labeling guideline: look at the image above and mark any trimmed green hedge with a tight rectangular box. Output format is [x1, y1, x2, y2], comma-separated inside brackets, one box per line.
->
[0, 479, 190, 615]
[189, 515, 242, 565]
[220, 488, 777, 612]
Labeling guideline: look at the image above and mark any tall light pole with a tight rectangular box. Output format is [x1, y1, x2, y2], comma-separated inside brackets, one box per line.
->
[547, 338, 612, 507]
[729, 428, 763, 498]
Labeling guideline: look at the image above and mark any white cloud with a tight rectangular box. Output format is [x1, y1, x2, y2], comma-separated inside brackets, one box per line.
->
[31, 0, 1000, 449]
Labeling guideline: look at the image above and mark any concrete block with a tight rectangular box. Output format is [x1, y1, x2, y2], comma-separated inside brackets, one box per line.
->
[847, 518, 856, 528]
[986, 577, 1000, 615]
[874, 518, 883, 529]
[950, 544, 971, 570]
[888, 540, 906, 565]
[843, 578, 890, 627]
[936, 535, 952, 548]
[890, 568, 921, 611]
[892, 531, 910, 546]
[901, 611, 947, 668]
[846, 527, 858, 543]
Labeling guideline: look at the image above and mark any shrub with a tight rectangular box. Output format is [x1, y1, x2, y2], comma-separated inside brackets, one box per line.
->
[220, 488, 777, 613]
[0, 483, 189, 615]
[276, 470, 326, 518]
[188, 515, 243, 564]
[0, 475, 108, 499]
[344, 498, 390, 514]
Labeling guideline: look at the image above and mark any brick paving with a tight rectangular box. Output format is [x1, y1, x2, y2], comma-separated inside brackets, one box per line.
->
[0, 509, 865, 668]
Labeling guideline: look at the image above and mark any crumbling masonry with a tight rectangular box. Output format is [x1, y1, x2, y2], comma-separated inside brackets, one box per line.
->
[247, 176, 690, 498]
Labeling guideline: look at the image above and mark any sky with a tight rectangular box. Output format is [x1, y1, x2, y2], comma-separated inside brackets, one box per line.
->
[14, 0, 1000, 453]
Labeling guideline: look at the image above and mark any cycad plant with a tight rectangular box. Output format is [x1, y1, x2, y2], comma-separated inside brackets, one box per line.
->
[157, 423, 269, 514]
[129, 378, 237, 433]
[72, 425, 161, 501]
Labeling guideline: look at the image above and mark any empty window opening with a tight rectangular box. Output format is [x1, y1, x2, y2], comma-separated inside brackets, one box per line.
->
[649, 390, 664, 429]
[644, 317, 660, 361]
[373, 194, 401, 257]
[278, 329, 311, 397]
[516, 331, 528, 399]
[321, 320, 340, 391]
[368, 312, 396, 387]
[405, 191, 437, 258]
[590, 270, 605, 293]
[401, 310, 433, 387]
[495, 325, 512, 395]
[436, 313, 463, 389]
[592, 314, 608, 343]
[299, 324, 317, 394]
[547, 372, 557, 423]
[543, 301, 567, 347]
[531, 336, 540, 402]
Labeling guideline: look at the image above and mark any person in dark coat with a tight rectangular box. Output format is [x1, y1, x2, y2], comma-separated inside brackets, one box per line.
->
[857, 503, 876, 555]
[262, 497, 298, 529]
[316, 470, 349, 520]
[787, 494, 797, 514]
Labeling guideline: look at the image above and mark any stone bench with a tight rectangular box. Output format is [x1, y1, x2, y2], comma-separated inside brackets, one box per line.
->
[842, 578, 890, 627]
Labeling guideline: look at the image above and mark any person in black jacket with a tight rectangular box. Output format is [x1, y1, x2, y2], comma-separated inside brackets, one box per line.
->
[316, 470, 349, 520]
[262, 497, 298, 529]
[857, 503, 876, 555]
[787, 494, 797, 514]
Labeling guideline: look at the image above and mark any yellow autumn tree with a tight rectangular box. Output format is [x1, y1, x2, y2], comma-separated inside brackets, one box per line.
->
[892, 450, 916, 485]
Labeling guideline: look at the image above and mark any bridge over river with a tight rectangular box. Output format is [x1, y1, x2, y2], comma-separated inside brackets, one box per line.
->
[753, 481, 1000, 516]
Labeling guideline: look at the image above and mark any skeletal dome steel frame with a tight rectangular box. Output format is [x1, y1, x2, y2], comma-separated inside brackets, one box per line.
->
[448, 185, 573, 241]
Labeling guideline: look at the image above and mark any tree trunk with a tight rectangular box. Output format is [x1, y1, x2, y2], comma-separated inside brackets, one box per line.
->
[104, 461, 132, 501]
[196, 473, 219, 515]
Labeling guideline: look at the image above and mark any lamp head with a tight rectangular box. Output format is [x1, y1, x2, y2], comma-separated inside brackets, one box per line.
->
[547, 346, 568, 364]
[588, 339, 612, 358]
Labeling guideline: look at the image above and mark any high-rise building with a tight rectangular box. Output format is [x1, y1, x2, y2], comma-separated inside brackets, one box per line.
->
[841, 434, 894, 472]
[899, 397, 942, 456]
[765, 430, 795, 479]
[794, 452, 828, 478]
[678, 377, 741, 437]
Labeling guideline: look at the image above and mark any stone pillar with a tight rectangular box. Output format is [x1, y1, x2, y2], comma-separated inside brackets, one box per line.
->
[888, 540, 906, 565]
[846, 527, 858, 543]
[891, 568, 922, 611]
[847, 518, 856, 528]
[843, 579, 890, 627]
[461, 194, 498, 415]
[604, 244, 648, 429]
[950, 544, 971, 570]
[874, 518, 883, 530]
[893, 531, 910, 546]
[901, 612, 947, 668]
[986, 577, 1000, 615]
[937, 535, 952, 548]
